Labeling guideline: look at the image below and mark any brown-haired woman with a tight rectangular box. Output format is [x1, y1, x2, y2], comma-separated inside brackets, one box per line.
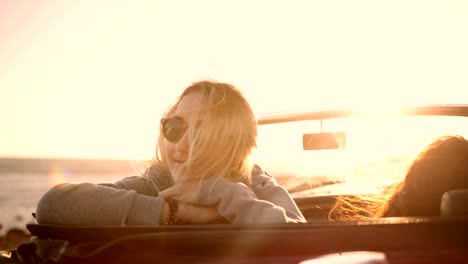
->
[330, 135, 468, 221]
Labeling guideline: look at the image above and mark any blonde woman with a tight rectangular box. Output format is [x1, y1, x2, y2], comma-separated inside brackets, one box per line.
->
[36, 80, 306, 225]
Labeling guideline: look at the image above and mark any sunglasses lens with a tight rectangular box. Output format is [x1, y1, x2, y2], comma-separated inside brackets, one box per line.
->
[162, 118, 186, 143]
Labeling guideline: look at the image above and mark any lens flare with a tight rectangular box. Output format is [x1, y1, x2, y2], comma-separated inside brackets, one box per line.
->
[48, 164, 74, 186]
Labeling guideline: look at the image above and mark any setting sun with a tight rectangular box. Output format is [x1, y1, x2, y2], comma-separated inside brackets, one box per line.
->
[1, 0, 467, 160]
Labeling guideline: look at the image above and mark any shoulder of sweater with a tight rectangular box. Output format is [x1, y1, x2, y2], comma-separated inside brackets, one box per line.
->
[251, 164, 277, 187]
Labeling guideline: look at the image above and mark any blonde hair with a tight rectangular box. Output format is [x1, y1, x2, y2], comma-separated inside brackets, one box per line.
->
[329, 135, 468, 221]
[148, 80, 257, 184]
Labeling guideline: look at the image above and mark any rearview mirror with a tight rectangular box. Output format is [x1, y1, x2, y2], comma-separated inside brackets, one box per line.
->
[303, 132, 347, 150]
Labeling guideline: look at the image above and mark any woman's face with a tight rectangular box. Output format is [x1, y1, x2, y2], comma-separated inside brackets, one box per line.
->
[163, 91, 206, 182]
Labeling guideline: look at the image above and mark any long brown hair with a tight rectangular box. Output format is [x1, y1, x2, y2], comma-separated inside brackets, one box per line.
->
[381, 135, 468, 217]
[330, 135, 468, 221]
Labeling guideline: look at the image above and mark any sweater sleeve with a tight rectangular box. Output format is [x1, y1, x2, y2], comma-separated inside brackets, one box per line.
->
[196, 176, 305, 224]
[250, 169, 306, 223]
[99, 176, 159, 196]
[35, 182, 165, 226]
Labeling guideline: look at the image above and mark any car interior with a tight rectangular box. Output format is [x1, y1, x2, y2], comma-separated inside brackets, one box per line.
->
[19, 106, 468, 264]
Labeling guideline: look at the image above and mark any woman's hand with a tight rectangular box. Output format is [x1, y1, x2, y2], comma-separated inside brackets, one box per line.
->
[159, 180, 202, 203]
[159, 181, 226, 224]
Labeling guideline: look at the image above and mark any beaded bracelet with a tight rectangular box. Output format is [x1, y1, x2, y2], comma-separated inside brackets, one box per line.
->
[166, 198, 184, 225]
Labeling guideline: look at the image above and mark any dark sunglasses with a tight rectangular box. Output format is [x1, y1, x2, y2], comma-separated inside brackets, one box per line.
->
[161, 118, 188, 143]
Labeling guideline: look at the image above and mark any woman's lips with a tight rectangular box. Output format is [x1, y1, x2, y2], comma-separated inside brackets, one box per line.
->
[171, 156, 185, 163]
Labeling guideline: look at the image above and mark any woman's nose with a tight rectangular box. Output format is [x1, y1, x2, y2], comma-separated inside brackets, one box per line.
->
[174, 130, 190, 154]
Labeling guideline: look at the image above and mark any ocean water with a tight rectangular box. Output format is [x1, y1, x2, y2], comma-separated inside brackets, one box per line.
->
[0, 172, 125, 235]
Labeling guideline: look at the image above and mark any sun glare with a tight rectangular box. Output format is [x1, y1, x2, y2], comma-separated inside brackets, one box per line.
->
[0, 0, 467, 159]
[255, 113, 468, 195]
[48, 164, 74, 186]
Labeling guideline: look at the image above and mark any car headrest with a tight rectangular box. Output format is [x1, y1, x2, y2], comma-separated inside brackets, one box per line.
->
[440, 189, 468, 217]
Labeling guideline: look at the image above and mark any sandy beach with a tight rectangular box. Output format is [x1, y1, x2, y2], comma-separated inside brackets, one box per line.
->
[0, 158, 138, 252]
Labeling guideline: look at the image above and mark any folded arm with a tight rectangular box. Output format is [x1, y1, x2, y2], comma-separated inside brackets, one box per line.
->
[159, 173, 306, 224]
[201, 176, 306, 224]
[35, 177, 166, 226]
[250, 170, 306, 223]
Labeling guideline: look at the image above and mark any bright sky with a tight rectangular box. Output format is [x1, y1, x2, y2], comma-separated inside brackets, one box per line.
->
[1, 0, 467, 160]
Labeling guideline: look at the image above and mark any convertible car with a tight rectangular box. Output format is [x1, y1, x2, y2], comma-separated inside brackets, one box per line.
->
[2, 104, 468, 264]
